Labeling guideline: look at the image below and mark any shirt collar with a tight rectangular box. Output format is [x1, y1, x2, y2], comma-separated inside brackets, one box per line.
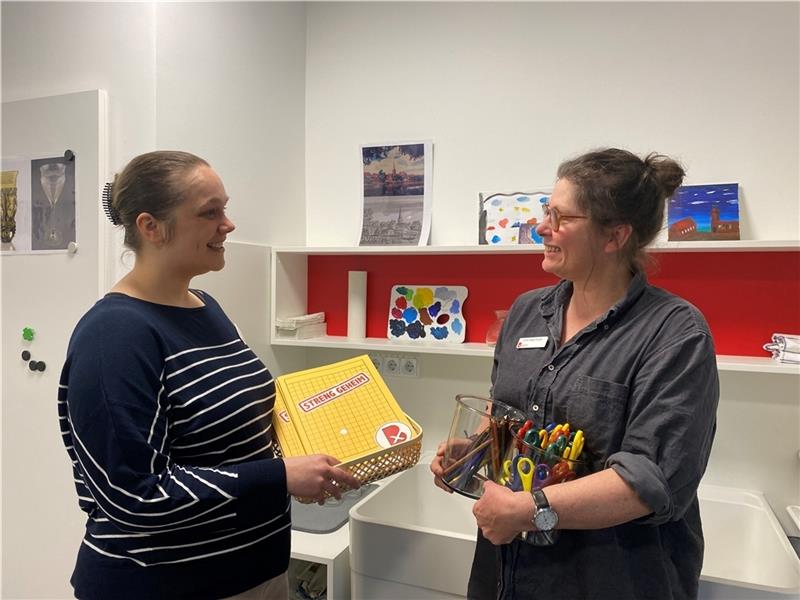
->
[539, 270, 648, 324]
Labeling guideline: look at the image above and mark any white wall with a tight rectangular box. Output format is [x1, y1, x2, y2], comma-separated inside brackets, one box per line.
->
[1, 3, 307, 598]
[305, 2, 800, 246]
[155, 2, 307, 248]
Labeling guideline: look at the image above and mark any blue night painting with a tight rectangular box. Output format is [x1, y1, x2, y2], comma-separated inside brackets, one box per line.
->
[667, 183, 740, 241]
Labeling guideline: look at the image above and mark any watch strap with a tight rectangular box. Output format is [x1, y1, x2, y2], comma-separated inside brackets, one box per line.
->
[532, 488, 549, 510]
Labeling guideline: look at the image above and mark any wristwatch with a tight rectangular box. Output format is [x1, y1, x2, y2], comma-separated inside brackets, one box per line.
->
[531, 489, 559, 532]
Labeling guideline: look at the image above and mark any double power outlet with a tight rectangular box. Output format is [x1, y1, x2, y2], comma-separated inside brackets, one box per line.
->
[369, 353, 418, 378]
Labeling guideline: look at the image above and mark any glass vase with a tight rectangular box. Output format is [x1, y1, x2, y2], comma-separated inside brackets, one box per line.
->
[485, 309, 509, 347]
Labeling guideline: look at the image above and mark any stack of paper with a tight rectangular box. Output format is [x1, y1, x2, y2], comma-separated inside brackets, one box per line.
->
[763, 332, 800, 364]
[275, 312, 327, 340]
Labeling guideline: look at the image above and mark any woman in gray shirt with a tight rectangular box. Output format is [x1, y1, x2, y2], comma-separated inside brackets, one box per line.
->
[432, 148, 719, 600]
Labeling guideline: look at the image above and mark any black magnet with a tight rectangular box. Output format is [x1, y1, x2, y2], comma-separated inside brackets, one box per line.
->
[37, 361, 46, 372]
[28, 360, 38, 371]
[64, 149, 75, 161]
[21, 350, 31, 361]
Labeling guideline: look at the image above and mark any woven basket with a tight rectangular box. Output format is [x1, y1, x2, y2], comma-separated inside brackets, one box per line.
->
[289, 415, 423, 504]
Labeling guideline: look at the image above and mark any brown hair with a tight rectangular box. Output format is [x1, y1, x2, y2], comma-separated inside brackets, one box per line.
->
[111, 151, 209, 251]
[557, 148, 685, 272]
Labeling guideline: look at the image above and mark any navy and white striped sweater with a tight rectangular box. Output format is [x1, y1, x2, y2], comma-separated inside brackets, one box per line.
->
[58, 291, 290, 599]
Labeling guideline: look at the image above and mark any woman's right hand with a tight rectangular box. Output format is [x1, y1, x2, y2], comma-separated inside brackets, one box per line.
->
[431, 436, 477, 493]
[430, 440, 453, 493]
[283, 454, 361, 504]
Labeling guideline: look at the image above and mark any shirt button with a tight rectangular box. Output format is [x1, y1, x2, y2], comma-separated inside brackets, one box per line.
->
[603, 324, 609, 330]
[547, 364, 555, 371]
[532, 404, 540, 411]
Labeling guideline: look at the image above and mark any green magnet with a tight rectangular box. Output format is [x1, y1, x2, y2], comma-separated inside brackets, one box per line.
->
[22, 327, 35, 342]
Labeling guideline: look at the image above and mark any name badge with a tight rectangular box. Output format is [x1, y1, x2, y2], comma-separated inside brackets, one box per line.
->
[516, 336, 548, 349]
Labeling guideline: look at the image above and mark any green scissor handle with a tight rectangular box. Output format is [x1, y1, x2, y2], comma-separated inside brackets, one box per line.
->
[544, 443, 559, 461]
[524, 429, 539, 448]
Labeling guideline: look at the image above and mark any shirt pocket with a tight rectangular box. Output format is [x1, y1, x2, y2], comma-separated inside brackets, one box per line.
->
[563, 375, 629, 465]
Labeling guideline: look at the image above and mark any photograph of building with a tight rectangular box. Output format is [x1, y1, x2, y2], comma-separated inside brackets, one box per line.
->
[360, 143, 428, 245]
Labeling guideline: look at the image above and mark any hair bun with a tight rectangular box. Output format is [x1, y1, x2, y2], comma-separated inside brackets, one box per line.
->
[643, 152, 685, 199]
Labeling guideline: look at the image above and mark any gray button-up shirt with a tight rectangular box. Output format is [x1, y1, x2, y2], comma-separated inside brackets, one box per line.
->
[478, 272, 719, 600]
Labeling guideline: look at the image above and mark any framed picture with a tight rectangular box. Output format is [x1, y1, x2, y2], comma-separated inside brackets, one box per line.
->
[359, 141, 432, 246]
[1, 153, 77, 255]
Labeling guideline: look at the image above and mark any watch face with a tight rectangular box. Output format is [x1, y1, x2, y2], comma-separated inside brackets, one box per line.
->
[534, 508, 558, 532]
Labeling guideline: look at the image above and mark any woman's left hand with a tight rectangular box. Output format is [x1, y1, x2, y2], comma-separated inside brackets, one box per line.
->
[473, 480, 534, 545]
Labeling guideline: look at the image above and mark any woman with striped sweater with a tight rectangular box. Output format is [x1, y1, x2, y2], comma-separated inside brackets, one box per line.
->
[58, 151, 359, 599]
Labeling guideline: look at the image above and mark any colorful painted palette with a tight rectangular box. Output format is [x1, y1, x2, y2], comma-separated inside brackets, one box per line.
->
[387, 285, 468, 343]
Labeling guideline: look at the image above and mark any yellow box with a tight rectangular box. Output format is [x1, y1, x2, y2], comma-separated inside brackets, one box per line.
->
[273, 354, 422, 493]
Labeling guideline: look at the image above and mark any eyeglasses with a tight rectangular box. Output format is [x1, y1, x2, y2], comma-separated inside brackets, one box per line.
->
[541, 202, 588, 232]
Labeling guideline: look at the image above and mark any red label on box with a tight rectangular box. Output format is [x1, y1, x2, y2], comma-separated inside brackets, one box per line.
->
[298, 372, 371, 413]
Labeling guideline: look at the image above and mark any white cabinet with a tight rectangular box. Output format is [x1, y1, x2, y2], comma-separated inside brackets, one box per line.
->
[290, 527, 351, 600]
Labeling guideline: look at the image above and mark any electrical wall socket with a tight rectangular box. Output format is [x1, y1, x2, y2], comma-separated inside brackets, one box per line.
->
[400, 357, 418, 377]
[382, 355, 418, 377]
[373, 353, 419, 377]
[384, 356, 401, 375]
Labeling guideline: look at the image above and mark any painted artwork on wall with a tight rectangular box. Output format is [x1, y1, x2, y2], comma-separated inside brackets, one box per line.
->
[667, 183, 740, 241]
[387, 284, 467, 343]
[478, 190, 549, 245]
[359, 141, 432, 246]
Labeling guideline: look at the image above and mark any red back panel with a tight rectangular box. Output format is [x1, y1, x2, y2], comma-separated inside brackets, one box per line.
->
[306, 251, 800, 357]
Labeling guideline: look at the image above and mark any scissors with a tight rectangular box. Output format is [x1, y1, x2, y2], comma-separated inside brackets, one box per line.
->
[523, 428, 539, 449]
[544, 435, 568, 461]
[547, 423, 570, 446]
[569, 430, 585, 461]
[502, 456, 534, 491]
[516, 420, 533, 452]
[534, 463, 550, 487]
[546, 460, 577, 486]
[537, 429, 547, 448]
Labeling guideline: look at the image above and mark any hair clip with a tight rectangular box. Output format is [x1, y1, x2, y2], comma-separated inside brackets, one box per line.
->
[102, 182, 121, 226]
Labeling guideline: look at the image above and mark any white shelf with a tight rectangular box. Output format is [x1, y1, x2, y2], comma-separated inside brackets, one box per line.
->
[272, 336, 495, 357]
[274, 244, 537, 255]
[650, 239, 799, 252]
[273, 240, 799, 255]
[715, 355, 800, 375]
[291, 523, 350, 563]
[272, 338, 800, 373]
